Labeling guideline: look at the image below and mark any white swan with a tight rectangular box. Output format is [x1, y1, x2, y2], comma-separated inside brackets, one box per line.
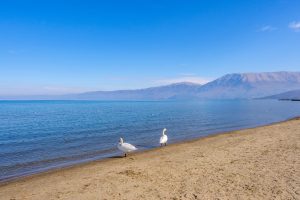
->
[117, 138, 137, 157]
[159, 128, 168, 146]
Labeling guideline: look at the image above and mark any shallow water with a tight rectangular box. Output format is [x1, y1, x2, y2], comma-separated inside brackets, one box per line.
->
[0, 100, 299, 182]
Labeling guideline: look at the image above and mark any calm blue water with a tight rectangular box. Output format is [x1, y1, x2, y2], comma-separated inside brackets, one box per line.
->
[0, 100, 299, 182]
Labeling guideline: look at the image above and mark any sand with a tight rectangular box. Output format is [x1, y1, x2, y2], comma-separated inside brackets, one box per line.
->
[0, 118, 299, 200]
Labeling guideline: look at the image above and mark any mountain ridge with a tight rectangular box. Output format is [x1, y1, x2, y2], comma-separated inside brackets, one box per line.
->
[195, 71, 300, 99]
[1, 71, 300, 100]
[68, 82, 202, 100]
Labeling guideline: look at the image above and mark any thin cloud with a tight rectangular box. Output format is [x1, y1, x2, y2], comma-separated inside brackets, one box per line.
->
[43, 86, 89, 94]
[258, 25, 277, 32]
[178, 73, 197, 76]
[155, 76, 213, 85]
[289, 21, 300, 32]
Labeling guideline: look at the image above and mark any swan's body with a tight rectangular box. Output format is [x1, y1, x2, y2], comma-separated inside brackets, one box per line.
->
[159, 128, 168, 146]
[117, 138, 137, 157]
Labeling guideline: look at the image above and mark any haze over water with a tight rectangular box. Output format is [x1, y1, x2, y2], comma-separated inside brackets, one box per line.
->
[0, 100, 300, 182]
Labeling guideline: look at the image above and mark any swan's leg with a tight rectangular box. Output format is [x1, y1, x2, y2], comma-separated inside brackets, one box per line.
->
[165, 143, 167, 146]
[160, 143, 162, 147]
[124, 153, 127, 157]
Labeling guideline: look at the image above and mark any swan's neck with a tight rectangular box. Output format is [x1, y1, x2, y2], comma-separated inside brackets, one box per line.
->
[119, 138, 124, 144]
[162, 130, 166, 135]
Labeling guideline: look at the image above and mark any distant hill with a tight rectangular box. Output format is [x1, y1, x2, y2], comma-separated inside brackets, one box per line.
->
[2, 71, 300, 100]
[195, 71, 300, 99]
[63, 82, 202, 100]
[71, 71, 300, 100]
[261, 89, 300, 100]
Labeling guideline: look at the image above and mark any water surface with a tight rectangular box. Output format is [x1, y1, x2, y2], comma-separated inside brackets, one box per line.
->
[0, 100, 299, 182]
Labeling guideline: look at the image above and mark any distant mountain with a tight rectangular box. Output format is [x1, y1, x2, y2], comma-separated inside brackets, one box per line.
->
[261, 89, 300, 100]
[65, 82, 202, 100]
[70, 71, 300, 100]
[2, 71, 300, 100]
[195, 71, 300, 99]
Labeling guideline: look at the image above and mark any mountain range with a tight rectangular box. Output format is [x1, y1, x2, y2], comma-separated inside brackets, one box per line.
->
[2, 71, 300, 100]
[195, 71, 300, 99]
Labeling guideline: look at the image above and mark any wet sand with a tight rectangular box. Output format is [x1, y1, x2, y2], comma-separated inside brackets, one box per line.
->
[0, 118, 299, 200]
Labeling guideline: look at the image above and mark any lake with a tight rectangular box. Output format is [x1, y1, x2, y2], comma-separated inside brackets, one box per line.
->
[0, 100, 299, 182]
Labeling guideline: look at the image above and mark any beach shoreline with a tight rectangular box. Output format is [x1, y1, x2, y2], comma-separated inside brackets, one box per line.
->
[0, 116, 295, 185]
[1, 117, 299, 199]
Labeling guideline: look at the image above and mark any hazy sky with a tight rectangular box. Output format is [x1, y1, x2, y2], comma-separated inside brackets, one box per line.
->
[1, 0, 300, 95]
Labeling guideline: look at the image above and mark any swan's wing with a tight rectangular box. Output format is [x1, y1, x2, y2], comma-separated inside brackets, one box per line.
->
[160, 135, 168, 143]
[117, 144, 124, 151]
[122, 142, 137, 151]
[159, 136, 164, 143]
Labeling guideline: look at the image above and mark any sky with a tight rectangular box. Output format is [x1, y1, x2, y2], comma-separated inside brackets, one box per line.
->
[0, 0, 300, 95]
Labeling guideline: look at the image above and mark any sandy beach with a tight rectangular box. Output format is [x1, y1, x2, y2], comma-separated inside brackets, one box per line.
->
[0, 118, 299, 200]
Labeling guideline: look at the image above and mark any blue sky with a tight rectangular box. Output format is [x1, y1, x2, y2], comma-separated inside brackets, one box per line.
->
[0, 0, 300, 95]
